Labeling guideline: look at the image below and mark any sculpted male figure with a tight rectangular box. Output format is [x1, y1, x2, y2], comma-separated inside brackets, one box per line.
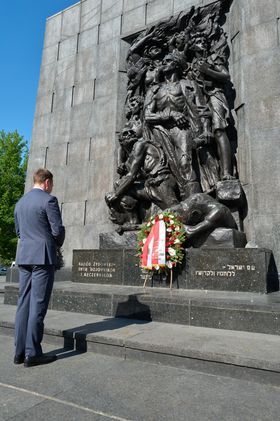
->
[169, 193, 237, 244]
[144, 53, 208, 198]
[106, 127, 179, 224]
[14, 168, 65, 367]
[189, 35, 234, 180]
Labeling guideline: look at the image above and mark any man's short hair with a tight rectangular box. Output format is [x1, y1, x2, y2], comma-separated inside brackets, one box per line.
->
[33, 168, 53, 184]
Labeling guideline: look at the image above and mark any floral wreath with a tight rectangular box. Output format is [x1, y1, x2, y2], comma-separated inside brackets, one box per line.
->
[137, 211, 186, 272]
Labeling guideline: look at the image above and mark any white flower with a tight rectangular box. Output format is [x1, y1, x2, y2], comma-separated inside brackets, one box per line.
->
[147, 222, 151, 227]
[154, 265, 160, 270]
[166, 228, 172, 232]
[169, 214, 175, 219]
[167, 261, 173, 269]
[142, 238, 146, 244]
[174, 239, 180, 244]
[175, 226, 180, 231]
[158, 214, 164, 219]
[151, 219, 155, 224]
[168, 247, 176, 256]
[170, 219, 174, 225]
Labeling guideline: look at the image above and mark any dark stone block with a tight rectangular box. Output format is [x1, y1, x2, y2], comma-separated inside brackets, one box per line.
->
[123, 250, 143, 286]
[216, 179, 244, 206]
[51, 291, 112, 316]
[190, 302, 280, 335]
[112, 293, 190, 324]
[99, 231, 138, 249]
[113, 294, 152, 320]
[72, 247, 278, 293]
[186, 248, 279, 293]
[72, 249, 123, 284]
[141, 298, 190, 324]
[3, 286, 18, 305]
[54, 267, 72, 282]
[201, 228, 247, 248]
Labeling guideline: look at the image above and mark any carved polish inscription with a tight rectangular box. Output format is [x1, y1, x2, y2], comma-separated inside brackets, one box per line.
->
[72, 250, 123, 284]
[77, 261, 116, 279]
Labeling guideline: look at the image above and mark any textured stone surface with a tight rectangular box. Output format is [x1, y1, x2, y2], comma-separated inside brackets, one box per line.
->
[2, 331, 280, 420]
[72, 247, 278, 293]
[26, 0, 280, 276]
[4, 283, 280, 335]
[201, 228, 247, 248]
[72, 249, 123, 284]
[99, 231, 138, 249]
[186, 248, 278, 293]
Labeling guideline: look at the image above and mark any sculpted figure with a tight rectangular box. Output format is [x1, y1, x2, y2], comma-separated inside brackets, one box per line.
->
[125, 95, 144, 138]
[169, 193, 237, 241]
[144, 53, 210, 198]
[106, 2, 245, 233]
[188, 34, 234, 180]
[106, 127, 179, 228]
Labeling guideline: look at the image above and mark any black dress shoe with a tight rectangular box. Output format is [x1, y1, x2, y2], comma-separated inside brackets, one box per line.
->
[14, 354, 25, 364]
[24, 354, 57, 367]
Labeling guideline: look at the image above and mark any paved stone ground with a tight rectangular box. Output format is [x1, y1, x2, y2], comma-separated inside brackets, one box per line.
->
[1, 333, 280, 421]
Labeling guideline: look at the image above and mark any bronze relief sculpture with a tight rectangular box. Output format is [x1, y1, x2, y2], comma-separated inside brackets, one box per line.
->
[106, 0, 245, 246]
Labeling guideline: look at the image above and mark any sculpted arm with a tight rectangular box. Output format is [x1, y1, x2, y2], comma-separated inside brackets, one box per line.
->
[144, 96, 166, 125]
[111, 143, 145, 200]
[199, 62, 230, 83]
[184, 208, 223, 238]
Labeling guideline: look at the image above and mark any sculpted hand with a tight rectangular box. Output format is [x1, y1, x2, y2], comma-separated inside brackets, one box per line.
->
[193, 135, 207, 148]
[105, 192, 119, 206]
[117, 164, 127, 176]
[152, 27, 165, 40]
[197, 62, 210, 74]
[171, 111, 188, 129]
[184, 225, 195, 238]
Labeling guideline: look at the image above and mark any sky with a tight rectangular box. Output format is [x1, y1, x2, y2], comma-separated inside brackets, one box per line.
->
[0, 0, 78, 147]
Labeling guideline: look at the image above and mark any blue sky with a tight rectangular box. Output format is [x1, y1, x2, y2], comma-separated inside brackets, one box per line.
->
[0, 0, 77, 147]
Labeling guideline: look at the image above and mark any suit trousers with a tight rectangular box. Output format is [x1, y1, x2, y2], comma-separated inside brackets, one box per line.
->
[14, 265, 55, 357]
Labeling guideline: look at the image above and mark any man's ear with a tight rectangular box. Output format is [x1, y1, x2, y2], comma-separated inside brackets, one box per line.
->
[45, 178, 52, 192]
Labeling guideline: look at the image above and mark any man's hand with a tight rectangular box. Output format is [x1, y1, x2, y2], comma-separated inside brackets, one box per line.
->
[105, 192, 119, 206]
[193, 135, 207, 148]
[170, 111, 188, 129]
[197, 61, 210, 74]
[184, 225, 195, 238]
[117, 164, 127, 176]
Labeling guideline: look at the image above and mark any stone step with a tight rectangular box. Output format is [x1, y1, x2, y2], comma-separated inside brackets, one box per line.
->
[1, 302, 280, 384]
[4, 281, 280, 336]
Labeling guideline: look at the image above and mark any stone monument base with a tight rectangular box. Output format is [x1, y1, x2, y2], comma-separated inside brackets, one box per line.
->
[72, 248, 278, 294]
[4, 283, 280, 336]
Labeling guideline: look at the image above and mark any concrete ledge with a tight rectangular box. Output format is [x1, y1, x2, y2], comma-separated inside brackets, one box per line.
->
[1, 303, 280, 375]
[4, 282, 280, 335]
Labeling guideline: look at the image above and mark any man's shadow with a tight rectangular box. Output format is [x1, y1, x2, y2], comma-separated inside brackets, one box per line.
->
[46, 295, 152, 360]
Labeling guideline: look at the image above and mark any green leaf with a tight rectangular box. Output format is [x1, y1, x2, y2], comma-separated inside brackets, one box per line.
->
[0, 130, 29, 264]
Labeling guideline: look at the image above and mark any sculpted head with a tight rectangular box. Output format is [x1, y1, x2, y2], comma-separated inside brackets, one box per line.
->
[119, 126, 138, 148]
[161, 53, 183, 76]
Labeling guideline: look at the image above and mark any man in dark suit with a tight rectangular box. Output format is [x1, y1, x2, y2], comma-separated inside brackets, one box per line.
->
[14, 168, 65, 367]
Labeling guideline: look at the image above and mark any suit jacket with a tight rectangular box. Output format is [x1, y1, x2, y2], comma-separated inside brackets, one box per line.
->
[14, 188, 65, 265]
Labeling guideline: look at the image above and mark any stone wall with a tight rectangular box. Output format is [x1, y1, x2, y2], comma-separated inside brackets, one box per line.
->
[228, 0, 280, 269]
[26, 0, 280, 271]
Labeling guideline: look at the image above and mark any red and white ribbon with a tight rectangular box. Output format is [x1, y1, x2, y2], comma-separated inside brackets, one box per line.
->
[141, 220, 166, 269]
